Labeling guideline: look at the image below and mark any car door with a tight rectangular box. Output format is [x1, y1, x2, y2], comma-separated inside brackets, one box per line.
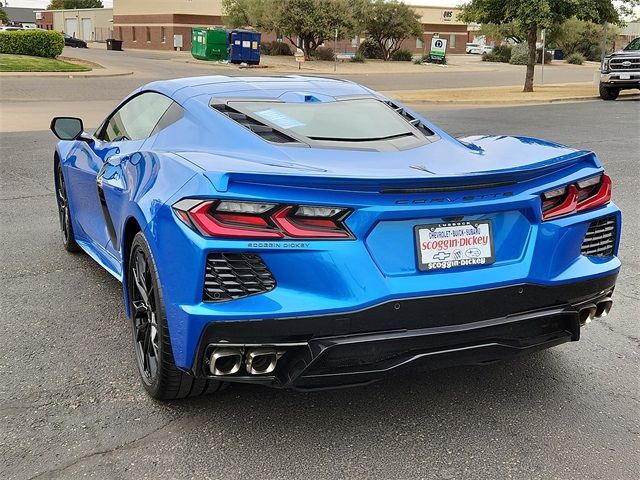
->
[64, 92, 173, 252]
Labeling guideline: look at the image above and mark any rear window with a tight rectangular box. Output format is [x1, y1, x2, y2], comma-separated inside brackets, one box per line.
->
[227, 98, 414, 142]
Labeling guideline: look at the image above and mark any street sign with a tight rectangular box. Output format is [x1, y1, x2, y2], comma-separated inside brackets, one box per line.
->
[294, 48, 305, 69]
[429, 37, 447, 62]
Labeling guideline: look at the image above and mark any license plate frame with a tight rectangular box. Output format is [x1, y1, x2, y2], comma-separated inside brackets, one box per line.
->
[414, 220, 495, 271]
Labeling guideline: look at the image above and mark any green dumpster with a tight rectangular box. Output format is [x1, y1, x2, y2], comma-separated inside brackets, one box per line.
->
[191, 28, 228, 61]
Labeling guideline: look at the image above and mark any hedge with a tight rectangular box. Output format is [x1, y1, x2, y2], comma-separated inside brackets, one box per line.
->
[0, 30, 64, 58]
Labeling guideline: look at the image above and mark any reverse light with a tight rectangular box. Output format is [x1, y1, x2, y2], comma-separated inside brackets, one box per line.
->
[173, 199, 353, 239]
[542, 174, 612, 220]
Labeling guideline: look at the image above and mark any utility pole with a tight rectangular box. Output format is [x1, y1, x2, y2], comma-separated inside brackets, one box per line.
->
[334, 28, 338, 72]
[600, 23, 609, 63]
[541, 28, 545, 85]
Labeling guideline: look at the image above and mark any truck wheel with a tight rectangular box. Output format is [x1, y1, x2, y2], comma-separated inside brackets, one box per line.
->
[599, 84, 620, 100]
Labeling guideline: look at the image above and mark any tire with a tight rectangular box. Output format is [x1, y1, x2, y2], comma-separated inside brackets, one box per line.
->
[128, 232, 223, 400]
[55, 161, 81, 253]
[599, 84, 620, 100]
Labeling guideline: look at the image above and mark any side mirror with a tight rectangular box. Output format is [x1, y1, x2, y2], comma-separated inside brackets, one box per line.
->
[50, 117, 84, 140]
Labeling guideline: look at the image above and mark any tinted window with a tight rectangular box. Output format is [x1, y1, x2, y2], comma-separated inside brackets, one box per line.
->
[624, 38, 640, 51]
[101, 92, 173, 142]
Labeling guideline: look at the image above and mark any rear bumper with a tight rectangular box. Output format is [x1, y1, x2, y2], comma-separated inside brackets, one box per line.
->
[192, 273, 617, 390]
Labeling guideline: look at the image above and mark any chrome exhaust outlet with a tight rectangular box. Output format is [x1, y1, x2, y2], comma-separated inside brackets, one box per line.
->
[579, 304, 597, 326]
[209, 348, 242, 376]
[595, 298, 613, 318]
[245, 348, 281, 375]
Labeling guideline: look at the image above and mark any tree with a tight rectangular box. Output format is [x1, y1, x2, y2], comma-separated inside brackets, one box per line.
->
[460, 0, 623, 92]
[224, 0, 353, 59]
[355, 0, 422, 61]
[222, 0, 274, 30]
[47, 0, 104, 9]
[0, 7, 8, 25]
[547, 17, 618, 58]
[477, 22, 524, 44]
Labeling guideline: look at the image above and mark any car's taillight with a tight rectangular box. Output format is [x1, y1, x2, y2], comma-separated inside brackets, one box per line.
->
[173, 199, 353, 239]
[541, 174, 611, 220]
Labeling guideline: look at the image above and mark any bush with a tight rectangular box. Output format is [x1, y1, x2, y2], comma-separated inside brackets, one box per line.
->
[536, 48, 553, 64]
[357, 37, 384, 59]
[493, 44, 512, 62]
[260, 40, 292, 56]
[311, 46, 334, 61]
[412, 57, 423, 64]
[350, 53, 365, 63]
[509, 43, 529, 65]
[565, 52, 585, 65]
[482, 52, 500, 62]
[0, 30, 64, 58]
[391, 49, 412, 61]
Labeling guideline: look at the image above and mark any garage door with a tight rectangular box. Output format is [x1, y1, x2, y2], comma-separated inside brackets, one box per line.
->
[65, 18, 78, 38]
[81, 18, 92, 41]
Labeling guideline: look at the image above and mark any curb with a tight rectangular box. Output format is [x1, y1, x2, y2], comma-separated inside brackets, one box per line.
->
[0, 70, 134, 78]
[393, 93, 639, 106]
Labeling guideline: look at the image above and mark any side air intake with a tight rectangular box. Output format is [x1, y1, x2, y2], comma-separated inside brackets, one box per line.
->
[382, 99, 436, 137]
[581, 216, 617, 257]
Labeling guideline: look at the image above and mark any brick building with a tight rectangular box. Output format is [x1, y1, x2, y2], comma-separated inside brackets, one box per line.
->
[111, 0, 470, 54]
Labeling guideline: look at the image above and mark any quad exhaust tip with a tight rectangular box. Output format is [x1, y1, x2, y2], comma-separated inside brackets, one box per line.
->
[595, 298, 613, 318]
[246, 348, 281, 375]
[209, 348, 242, 376]
[579, 298, 613, 326]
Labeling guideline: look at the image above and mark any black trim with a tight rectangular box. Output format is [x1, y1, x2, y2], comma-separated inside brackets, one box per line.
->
[192, 273, 617, 389]
[96, 171, 117, 247]
[381, 181, 516, 194]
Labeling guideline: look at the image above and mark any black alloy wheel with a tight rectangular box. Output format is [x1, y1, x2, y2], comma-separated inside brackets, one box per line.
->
[130, 246, 160, 384]
[56, 162, 80, 252]
[127, 232, 223, 400]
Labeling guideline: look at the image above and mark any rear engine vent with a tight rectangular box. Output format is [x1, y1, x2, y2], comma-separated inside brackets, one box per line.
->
[581, 216, 617, 257]
[203, 253, 276, 302]
[212, 104, 298, 144]
[382, 99, 435, 137]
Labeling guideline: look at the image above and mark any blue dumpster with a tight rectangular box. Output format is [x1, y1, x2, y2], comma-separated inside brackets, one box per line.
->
[230, 30, 261, 65]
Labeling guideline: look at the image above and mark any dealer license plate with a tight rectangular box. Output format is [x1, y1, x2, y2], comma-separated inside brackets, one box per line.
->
[415, 221, 495, 271]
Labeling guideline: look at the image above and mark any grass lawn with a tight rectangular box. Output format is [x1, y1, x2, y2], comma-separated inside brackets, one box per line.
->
[0, 54, 91, 72]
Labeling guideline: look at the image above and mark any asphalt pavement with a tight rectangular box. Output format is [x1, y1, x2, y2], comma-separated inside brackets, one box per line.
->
[1, 99, 638, 479]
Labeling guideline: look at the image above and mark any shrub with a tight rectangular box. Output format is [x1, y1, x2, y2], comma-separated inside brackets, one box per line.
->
[350, 53, 365, 63]
[391, 49, 413, 61]
[260, 40, 292, 56]
[311, 46, 334, 61]
[412, 56, 423, 64]
[565, 52, 585, 65]
[482, 52, 500, 62]
[536, 48, 553, 64]
[0, 30, 64, 58]
[357, 37, 384, 59]
[492, 44, 512, 62]
[509, 43, 529, 65]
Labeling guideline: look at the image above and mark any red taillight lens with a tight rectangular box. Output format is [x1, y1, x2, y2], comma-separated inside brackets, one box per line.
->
[541, 174, 612, 220]
[173, 199, 353, 239]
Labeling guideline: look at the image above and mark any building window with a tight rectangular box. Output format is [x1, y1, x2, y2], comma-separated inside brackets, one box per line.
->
[450, 34, 456, 48]
[161, 27, 166, 43]
[132, 26, 136, 42]
[351, 36, 358, 47]
[146, 27, 151, 42]
[416, 37, 423, 49]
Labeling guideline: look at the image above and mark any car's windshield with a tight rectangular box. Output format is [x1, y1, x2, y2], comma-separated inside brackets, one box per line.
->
[623, 38, 640, 51]
[228, 98, 414, 141]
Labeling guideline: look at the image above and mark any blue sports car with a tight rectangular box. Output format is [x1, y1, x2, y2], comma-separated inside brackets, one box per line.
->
[51, 76, 621, 400]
